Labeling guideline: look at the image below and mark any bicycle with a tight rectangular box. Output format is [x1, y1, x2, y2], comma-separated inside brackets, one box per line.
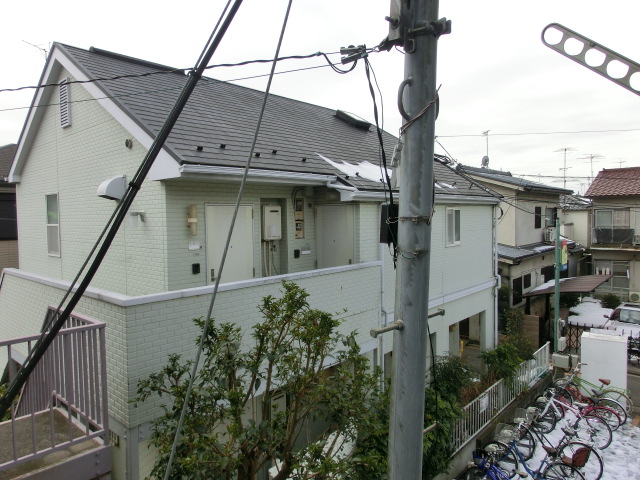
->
[550, 384, 625, 431]
[555, 365, 633, 414]
[555, 363, 628, 427]
[529, 388, 614, 449]
[459, 425, 586, 480]
[507, 408, 604, 480]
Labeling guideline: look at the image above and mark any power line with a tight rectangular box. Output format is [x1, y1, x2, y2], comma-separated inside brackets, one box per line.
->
[0, 49, 358, 94]
[436, 127, 640, 137]
[0, 61, 355, 114]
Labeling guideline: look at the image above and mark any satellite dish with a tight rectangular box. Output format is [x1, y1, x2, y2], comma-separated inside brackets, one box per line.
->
[481, 156, 489, 168]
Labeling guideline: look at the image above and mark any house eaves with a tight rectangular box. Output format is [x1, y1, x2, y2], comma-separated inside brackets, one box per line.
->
[10, 44, 181, 183]
[179, 164, 338, 186]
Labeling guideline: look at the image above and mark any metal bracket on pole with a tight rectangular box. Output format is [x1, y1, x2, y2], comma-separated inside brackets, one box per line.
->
[428, 309, 445, 319]
[370, 320, 405, 338]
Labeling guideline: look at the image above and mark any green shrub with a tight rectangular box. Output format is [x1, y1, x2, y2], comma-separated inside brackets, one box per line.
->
[559, 292, 580, 309]
[431, 355, 475, 403]
[481, 343, 523, 385]
[601, 293, 621, 310]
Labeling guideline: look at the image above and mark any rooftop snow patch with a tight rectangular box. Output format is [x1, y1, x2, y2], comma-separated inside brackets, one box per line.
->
[317, 153, 391, 183]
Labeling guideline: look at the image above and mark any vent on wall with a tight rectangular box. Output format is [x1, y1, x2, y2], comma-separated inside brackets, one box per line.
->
[59, 78, 71, 128]
[633, 234, 640, 246]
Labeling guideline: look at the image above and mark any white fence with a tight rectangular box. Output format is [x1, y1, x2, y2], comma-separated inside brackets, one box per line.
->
[450, 342, 550, 453]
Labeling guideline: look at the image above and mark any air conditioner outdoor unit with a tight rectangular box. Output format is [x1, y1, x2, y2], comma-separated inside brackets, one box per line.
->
[630, 292, 640, 302]
[633, 234, 640, 246]
[544, 227, 555, 242]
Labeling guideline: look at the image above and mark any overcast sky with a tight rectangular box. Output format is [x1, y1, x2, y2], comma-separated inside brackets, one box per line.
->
[1, 1, 639, 195]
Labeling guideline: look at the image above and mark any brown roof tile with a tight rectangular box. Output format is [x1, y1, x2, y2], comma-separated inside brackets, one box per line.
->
[584, 166, 640, 197]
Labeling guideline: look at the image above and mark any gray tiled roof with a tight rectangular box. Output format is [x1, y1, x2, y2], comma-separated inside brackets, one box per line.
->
[498, 242, 555, 261]
[56, 43, 494, 200]
[459, 165, 573, 195]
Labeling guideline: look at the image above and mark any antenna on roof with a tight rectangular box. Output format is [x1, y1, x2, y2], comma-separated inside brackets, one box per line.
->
[481, 156, 489, 168]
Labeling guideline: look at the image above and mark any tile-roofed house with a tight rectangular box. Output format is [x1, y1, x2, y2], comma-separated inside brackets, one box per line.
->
[0, 144, 18, 273]
[0, 43, 500, 479]
[584, 167, 640, 301]
[584, 167, 640, 197]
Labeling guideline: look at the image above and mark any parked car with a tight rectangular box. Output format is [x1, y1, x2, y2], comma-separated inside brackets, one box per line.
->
[604, 302, 640, 338]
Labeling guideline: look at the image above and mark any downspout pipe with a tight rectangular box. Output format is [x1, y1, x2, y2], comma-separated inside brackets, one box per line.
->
[493, 204, 501, 348]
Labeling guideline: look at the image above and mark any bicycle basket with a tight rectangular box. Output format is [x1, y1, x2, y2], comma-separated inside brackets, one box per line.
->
[514, 408, 527, 424]
[571, 447, 591, 468]
[494, 423, 517, 443]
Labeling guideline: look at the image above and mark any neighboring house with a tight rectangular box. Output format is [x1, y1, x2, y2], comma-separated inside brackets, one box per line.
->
[560, 194, 592, 249]
[0, 144, 18, 273]
[0, 43, 499, 480]
[584, 167, 640, 301]
[458, 165, 574, 316]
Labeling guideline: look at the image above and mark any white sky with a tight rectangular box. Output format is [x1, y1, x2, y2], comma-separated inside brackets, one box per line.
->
[1, 1, 639, 195]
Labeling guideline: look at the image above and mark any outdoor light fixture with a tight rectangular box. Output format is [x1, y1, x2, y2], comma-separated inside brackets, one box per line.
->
[130, 211, 145, 227]
[187, 204, 197, 235]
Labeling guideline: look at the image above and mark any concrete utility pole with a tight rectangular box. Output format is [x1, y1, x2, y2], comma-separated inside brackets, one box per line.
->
[385, 1, 449, 478]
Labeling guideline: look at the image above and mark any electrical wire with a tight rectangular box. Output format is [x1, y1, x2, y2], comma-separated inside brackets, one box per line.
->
[0, 51, 350, 95]
[162, 1, 294, 478]
[436, 127, 640, 138]
[363, 56, 397, 265]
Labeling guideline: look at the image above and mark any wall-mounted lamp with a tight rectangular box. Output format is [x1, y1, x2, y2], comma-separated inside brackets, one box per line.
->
[130, 211, 145, 227]
[187, 204, 198, 235]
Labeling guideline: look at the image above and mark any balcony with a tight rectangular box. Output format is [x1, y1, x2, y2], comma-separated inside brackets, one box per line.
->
[591, 228, 637, 246]
[0, 308, 111, 479]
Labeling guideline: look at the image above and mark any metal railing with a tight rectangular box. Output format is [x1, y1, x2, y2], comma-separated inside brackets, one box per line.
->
[0, 307, 109, 472]
[450, 342, 550, 453]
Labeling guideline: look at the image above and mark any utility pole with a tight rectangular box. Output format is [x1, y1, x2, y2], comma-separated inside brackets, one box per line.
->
[384, 1, 449, 478]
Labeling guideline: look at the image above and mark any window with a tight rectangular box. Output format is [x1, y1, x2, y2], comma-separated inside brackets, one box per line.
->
[446, 207, 461, 246]
[0, 193, 17, 241]
[534, 207, 542, 229]
[512, 277, 523, 305]
[594, 209, 630, 228]
[594, 260, 630, 292]
[593, 209, 632, 244]
[46, 194, 60, 256]
[523, 273, 532, 289]
[59, 79, 71, 128]
[545, 207, 558, 227]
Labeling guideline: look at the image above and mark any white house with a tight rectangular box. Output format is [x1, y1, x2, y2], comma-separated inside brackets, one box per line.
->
[0, 43, 499, 479]
[457, 165, 575, 320]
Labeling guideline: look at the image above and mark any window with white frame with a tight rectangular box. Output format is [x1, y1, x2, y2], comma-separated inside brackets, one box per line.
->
[594, 259, 629, 291]
[545, 207, 558, 227]
[446, 207, 461, 246]
[46, 194, 60, 256]
[594, 209, 630, 229]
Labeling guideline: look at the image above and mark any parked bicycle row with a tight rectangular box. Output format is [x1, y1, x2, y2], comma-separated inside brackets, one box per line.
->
[457, 362, 633, 480]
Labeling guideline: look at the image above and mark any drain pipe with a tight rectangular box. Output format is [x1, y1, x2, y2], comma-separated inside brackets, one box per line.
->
[493, 204, 501, 348]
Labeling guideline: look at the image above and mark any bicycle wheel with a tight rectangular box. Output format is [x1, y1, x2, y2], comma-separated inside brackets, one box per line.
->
[512, 424, 536, 461]
[558, 441, 603, 480]
[529, 401, 557, 434]
[596, 397, 628, 425]
[458, 466, 489, 480]
[482, 441, 518, 479]
[585, 405, 622, 431]
[577, 415, 612, 450]
[601, 388, 634, 414]
[543, 461, 587, 480]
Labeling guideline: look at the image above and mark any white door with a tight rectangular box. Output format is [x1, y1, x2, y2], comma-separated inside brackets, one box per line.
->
[205, 205, 254, 284]
[316, 205, 354, 268]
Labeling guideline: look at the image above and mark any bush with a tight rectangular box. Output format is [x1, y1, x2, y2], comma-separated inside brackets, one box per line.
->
[481, 343, 523, 385]
[504, 309, 535, 361]
[431, 355, 475, 403]
[559, 292, 580, 309]
[601, 293, 621, 310]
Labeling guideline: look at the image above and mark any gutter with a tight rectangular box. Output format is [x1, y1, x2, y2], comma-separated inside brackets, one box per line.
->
[179, 164, 337, 186]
